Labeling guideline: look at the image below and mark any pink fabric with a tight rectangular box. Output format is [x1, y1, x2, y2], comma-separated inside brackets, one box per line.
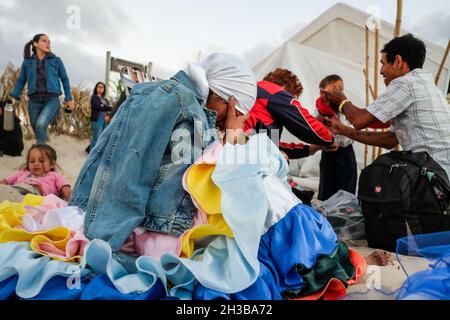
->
[4, 170, 70, 196]
[24, 194, 68, 225]
[36, 230, 89, 262]
[121, 209, 208, 260]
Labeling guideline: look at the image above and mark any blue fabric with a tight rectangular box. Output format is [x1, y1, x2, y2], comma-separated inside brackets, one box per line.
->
[0, 276, 18, 300]
[90, 117, 107, 150]
[0, 242, 91, 299]
[258, 204, 337, 293]
[81, 275, 166, 300]
[28, 96, 61, 144]
[69, 71, 218, 250]
[397, 253, 450, 300]
[194, 204, 338, 300]
[24, 276, 90, 300]
[11, 53, 73, 101]
[396, 231, 450, 300]
[81, 239, 168, 295]
[194, 263, 282, 300]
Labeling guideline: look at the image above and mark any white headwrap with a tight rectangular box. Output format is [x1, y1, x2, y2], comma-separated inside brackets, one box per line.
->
[187, 52, 257, 114]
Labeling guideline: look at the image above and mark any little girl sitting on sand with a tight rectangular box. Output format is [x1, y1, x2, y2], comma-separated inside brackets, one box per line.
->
[0, 144, 72, 201]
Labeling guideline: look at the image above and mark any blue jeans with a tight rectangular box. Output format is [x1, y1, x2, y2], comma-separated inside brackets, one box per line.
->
[90, 117, 107, 150]
[28, 96, 61, 144]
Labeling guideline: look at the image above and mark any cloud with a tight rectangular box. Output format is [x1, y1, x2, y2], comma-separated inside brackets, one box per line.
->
[409, 11, 450, 47]
[0, 0, 130, 89]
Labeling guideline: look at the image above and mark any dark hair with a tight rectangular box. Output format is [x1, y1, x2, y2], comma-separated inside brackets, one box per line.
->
[319, 74, 343, 89]
[23, 34, 47, 59]
[22, 144, 58, 172]
[92, 82, 106, 98]
[382, 33, 426, 70]
[264, 68, 304, 98]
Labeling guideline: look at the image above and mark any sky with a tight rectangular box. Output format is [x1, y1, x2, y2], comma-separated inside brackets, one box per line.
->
[0, 0, 449, 91]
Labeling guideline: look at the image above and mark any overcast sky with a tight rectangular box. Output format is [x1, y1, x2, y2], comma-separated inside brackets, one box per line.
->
[0, 0, 449, 90]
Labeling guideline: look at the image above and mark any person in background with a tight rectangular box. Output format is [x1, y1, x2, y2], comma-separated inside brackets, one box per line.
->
[243, 68, 337, 204]
[324, 34, 450, 177]
[244, 68, 335, 160]
[315, 75, 357, 201]
[10, 34, 74, 144]
[0, 144, 72, 201]
[87, 82, 112, 153]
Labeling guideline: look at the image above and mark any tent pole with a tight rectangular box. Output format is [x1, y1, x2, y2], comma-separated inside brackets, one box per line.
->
[372, 26, 380, 162]
[435, 40, 450, 85]
[392, 0, 404, 151]
[394, 0, 403, 37]
[364, 26, 370, 168]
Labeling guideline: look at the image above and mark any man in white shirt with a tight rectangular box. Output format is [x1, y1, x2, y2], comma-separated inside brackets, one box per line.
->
[324, 34, 450, 177]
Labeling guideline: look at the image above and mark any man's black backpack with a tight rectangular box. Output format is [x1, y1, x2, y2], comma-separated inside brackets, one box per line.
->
[358, 151, 450, 252]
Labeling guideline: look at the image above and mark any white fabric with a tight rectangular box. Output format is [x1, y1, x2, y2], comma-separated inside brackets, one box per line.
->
[21, 207, 86, 232]
[262, 175, 301, 234]
[187, 52, 257, 114]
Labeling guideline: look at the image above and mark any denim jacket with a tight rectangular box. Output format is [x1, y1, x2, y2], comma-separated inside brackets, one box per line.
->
[10, 53, 73, 101]
[69, 71, 218, 251]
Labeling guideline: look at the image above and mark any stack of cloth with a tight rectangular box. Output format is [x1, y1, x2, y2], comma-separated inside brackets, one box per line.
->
[0, 134, 366, 300]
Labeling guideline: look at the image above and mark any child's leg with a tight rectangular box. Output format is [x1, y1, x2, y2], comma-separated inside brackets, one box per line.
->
[335, 145, 357, 195]
[318, 151, 338, 201]
[0, 185, 24, 203]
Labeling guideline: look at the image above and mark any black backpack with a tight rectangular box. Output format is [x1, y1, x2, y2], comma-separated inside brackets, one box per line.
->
[358, 151, 450, 252]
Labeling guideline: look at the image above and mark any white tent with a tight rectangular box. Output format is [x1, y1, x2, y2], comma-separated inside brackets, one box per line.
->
[252, 2, 450, 191]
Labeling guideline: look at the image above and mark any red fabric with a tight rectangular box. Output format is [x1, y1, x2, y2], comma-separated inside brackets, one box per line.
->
[316, 96, 391, 129]
[244, 98, 272, 132]
[289, 247, 367, 301]
[290, 99, 334, 143]
[257, 80, 284, 95]
[279, 142, 306, 150]
[347, 248, 367, 285]
[369, 121, 391, 129]
[316, 97, 337, 118]
[290, 278, 347, 301]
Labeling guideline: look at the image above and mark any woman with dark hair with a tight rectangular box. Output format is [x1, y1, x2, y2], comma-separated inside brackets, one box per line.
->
[88, 82, 112, 152]
[10, 34, 74, 144]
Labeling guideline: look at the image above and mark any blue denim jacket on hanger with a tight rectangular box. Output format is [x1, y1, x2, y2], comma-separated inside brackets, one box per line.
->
[69, 71, 218, 251]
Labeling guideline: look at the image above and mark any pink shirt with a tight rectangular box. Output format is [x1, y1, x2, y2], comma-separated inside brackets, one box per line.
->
[4, 170, 70, 196]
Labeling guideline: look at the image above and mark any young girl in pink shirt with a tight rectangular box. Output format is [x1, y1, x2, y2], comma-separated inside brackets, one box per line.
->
[0, 144, 72, 201]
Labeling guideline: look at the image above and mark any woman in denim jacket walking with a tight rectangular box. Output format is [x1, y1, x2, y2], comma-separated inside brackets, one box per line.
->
[10, 34, 74, 144]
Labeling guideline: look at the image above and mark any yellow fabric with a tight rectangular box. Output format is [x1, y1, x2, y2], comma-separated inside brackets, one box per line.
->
[186, 164, 222, 215]
[0, 226, 81, 262]
[181, 163, 234, 258]
[0, 195, 44, 233]
[0, 196, 81, 262]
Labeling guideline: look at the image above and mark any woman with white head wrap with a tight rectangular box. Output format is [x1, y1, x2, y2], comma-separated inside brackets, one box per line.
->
[187, 52, 257, 115]
[187, 52, 257, 143]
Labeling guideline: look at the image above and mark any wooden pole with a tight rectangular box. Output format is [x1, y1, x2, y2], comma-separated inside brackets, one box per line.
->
[362, 69, 376, 100]
[364, 26, 370, 168]
[394, 0, 403, 37]
[105, 51, 112, 99]
[392, 0, 404, 152]
[435, 40, 450, 85]
[372, 27, 380, 162]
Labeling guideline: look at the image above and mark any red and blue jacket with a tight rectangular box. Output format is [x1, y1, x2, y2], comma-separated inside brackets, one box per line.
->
[244, 81, 334, 159]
